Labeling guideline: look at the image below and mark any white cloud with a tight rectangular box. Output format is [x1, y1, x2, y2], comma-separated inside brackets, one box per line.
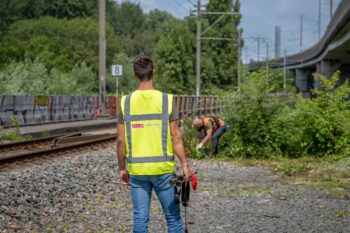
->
[139, 0, 158, 12]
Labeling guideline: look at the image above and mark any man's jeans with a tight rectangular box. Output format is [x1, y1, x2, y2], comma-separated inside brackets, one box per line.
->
[130, 173, 183, 233]
[211, 125, 228, 155]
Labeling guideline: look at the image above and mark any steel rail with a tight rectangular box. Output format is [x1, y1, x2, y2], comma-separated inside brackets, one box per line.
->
[0, 134, 116, 163]
[0, 134, 69, 151]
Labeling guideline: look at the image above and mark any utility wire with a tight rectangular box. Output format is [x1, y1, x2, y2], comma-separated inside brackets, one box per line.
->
[174, 0, 190, 13]
[187, 0, 195, 5]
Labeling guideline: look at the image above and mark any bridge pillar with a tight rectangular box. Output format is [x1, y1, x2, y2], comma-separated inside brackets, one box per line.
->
[316, 60, 341, 78]
[295, 69, 310, 92]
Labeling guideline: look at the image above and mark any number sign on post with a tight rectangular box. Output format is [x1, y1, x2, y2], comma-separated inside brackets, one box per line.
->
[111, 65, 122, 95]
[112, 65, 123, 76]
[112, 65, 123, 117]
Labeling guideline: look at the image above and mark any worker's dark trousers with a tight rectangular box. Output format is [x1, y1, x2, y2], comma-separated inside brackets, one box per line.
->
[211, 125, 227, 155]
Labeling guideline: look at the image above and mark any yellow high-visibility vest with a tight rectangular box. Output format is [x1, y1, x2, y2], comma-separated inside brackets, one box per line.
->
[120, 90, 175, 175]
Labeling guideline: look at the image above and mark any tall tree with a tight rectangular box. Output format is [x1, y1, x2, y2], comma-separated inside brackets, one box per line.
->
[0, 0, 99, 37]
[109, 4, 175, 57]
[0, 17, 119, 72]
[113, 2, 145, 36]
[154, 19, 196, 94]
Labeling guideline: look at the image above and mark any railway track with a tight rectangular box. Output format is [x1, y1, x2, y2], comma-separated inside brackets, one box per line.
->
[0, 133, 117, 163]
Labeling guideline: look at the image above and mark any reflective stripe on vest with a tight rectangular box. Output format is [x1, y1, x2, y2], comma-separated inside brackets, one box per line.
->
[123, 92, 173, 164]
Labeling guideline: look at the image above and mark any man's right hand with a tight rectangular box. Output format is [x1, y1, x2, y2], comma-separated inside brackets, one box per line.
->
[183, 163, 193, 182]
[119, 169, 130, 186]
[196, 143, 203, 150]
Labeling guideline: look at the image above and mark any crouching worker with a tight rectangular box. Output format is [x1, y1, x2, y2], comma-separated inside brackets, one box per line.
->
[192, 116, 227, 155]
[117, 55, 193, 233]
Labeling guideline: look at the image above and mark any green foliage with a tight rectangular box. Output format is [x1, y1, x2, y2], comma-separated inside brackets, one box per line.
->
[0, 117, 31, 142]
[154, 19, 195, 94]
[0, 58, 97, 95]
[0, 16, 119, 72]
[221, 69, 289, 157]
[0, 0, 99, 36]
[154, 0, 242, 94]
[0, 0, 242, 96]
[0, 58, 48, 95]
[0, 1, 176, 96]
[112, 2, 145, 36]
[181, 118, 201, 158]
[107, 2, 176, 57]
[221, 70, 350, 158]
[106, 53, 136, 95]
[272, 71, 350, 157]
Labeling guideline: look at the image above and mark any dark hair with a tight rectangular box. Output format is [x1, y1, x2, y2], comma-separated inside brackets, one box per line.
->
[133, 56, 154, 82]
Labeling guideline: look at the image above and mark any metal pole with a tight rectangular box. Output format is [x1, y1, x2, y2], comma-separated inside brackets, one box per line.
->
[300, 14, 303, 51]
[257, 35, 260, 61]
[330, 0, 333, 19]
[274, 26, 281, 59]
[283, 49, 287, 96]
[237, 29, 241, 93]
[99, 0, 106, 114]
[115, 77, 118, 117]
[318, 0, 321, 40]
[266, 41, 269, 83]
[196, 0, 201, 96]
[116, 77, 119, 97]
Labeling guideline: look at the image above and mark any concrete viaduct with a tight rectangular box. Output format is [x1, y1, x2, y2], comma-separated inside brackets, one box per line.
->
[249, 0, 350, 97]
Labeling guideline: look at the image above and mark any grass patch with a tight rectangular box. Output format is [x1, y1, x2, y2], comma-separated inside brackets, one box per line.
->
[224, 155, 350, 193]
[41, 130, 50, 137]
[0, 117, 32, 142]
[197, 184, 271, 197]
[333, 210, 350, 218]
[216, 185, 271, 197]
[1, 132, 32, 141]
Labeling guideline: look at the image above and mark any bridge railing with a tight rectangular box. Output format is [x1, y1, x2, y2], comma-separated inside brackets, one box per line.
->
[0, 95, 223, 127]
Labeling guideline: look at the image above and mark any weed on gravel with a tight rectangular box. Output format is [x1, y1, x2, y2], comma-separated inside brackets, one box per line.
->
[219, 155, 350, 199]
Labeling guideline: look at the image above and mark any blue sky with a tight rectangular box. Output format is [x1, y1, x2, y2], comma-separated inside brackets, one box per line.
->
[116, 0, 341, 63]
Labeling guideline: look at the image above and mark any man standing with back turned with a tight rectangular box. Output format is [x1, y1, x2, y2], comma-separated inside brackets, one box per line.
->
[117, 56, 192, 233]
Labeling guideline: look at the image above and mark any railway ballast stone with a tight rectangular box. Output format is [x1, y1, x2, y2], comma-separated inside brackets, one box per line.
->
[0, 146, 349, 232]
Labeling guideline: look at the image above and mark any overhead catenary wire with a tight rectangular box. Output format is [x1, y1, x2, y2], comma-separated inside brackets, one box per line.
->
[174, 0, 191, 13]
[187, 0, 195, 5]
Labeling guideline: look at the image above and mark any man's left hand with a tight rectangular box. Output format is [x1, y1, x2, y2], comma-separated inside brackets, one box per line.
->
[119, 169, 130, 186]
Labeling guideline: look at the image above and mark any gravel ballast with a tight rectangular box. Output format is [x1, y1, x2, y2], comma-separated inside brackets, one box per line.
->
[0, 145, 349, 232]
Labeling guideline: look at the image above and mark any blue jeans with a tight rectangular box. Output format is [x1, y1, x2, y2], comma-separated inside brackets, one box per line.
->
[130, 173, 183, 233]
[211, 125, 228, 155]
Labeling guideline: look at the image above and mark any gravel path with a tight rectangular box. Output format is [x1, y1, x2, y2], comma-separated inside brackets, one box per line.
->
[0, 145, 349, 233]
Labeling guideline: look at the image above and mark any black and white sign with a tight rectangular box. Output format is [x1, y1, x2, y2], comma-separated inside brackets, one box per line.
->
[111, 65, 123, 76]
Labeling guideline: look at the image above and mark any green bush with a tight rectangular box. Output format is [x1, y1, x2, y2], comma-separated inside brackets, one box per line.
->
[0, 117, 31, 142]
[0, 58, 97, 95]
[221, 69, 350, 158]
[181, 118, 201, 158]
[273, 72, 350, 157]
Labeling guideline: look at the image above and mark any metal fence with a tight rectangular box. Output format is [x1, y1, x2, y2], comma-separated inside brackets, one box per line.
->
[0, 95, 222, 127]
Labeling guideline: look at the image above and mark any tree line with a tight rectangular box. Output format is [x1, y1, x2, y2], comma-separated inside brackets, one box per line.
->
[0, 0, 242, 96]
